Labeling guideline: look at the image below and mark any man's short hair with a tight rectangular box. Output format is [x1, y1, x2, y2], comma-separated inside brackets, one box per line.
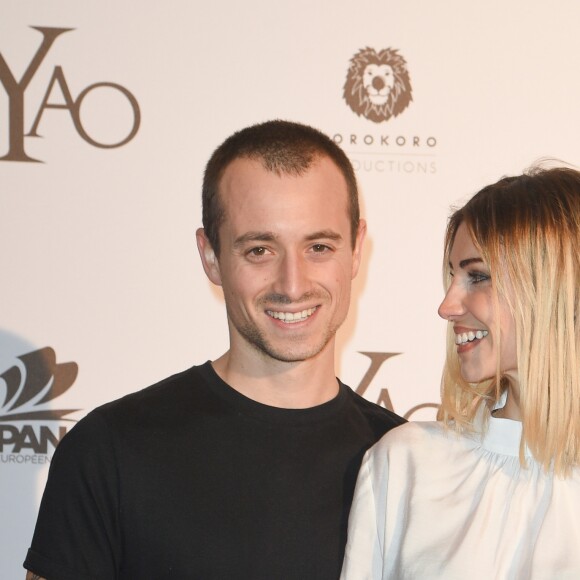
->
[202, 119, 360, 256]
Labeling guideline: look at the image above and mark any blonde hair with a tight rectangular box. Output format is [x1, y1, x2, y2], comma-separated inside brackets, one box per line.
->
[438, 167, 580, 475]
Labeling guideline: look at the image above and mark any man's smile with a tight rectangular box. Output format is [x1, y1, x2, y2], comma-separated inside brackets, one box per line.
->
[266, 306, 318, 323]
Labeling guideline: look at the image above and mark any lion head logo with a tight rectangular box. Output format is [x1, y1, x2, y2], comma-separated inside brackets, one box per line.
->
[343, 47, 413, 123]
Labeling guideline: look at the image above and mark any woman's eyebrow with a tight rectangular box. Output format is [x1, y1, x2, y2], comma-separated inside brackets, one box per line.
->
[458, 257, 484, 269]
[448, 257, 484, 270]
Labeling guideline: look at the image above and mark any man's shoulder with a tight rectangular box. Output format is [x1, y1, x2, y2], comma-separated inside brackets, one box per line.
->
[99, 361, 210, 410]
[342, 383, 406, 433]
[116, 361, 209, 400]
[72, 362, 219, 437]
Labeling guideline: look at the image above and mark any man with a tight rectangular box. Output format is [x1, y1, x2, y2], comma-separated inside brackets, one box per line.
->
[24, 120, 405, 579]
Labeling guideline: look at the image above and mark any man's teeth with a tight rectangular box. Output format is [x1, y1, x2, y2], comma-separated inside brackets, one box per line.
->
[267, 307, 316, 323]
[455, 330, 488, 345]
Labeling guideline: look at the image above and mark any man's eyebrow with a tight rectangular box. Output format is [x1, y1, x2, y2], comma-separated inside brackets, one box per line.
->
[448, 257, 484, 270]
[233, 231, 277, 248]
[233, 230, 343, 247]
[305, 230, 343, 242]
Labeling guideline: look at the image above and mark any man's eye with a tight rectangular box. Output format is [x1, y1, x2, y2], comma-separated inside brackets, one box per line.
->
[248, 247, 267, 256]
[312, 244, 330, 253]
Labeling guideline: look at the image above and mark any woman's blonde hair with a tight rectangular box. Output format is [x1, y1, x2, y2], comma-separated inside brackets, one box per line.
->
[438, 166, 580, 475]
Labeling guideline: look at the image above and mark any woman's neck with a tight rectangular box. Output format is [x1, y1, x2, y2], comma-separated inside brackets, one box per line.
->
[493, 373, 521, 420]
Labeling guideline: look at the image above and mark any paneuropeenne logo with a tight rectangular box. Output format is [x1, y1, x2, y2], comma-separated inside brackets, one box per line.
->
[343, 47, 412, 123]
[0, 347, 79, 459]
[0, 347, 79, 422]
[0, 26, 141, 163]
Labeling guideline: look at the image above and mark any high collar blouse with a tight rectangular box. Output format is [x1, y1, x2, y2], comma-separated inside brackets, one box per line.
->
[340, 412, 580, 579]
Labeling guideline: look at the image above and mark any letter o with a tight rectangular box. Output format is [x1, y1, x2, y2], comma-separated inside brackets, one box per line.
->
[72, 82, 141, 148]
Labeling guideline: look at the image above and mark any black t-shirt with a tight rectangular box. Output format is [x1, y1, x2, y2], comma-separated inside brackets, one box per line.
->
[24, 362, 404, 579]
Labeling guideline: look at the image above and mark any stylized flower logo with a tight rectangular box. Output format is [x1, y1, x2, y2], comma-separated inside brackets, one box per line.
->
[0, 347, 79, 422]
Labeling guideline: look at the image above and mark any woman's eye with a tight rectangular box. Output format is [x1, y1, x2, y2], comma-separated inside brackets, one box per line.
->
[468, 271, 490, 284]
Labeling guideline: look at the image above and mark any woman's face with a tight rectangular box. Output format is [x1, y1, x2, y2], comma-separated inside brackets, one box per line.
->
[438, 223, 518, 384]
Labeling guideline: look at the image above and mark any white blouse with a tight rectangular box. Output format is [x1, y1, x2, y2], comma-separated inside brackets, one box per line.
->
[340, 414, 580, 579]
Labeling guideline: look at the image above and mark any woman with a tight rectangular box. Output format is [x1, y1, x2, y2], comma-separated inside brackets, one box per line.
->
[340, 167, 580, 579]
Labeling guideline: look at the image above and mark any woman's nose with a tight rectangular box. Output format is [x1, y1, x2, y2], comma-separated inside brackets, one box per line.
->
[438, 282, 465, 320]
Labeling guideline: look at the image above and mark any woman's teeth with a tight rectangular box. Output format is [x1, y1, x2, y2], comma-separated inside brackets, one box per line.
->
[455, 330, 488, 345]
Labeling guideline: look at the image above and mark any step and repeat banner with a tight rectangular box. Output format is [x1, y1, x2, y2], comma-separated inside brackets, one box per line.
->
[2, 1, 579, 576]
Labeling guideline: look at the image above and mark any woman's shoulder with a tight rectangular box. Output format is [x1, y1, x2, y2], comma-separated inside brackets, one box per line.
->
[368, 420, 448, 457]
[381, 419, 444, 441]
[358, 421, 455, 485]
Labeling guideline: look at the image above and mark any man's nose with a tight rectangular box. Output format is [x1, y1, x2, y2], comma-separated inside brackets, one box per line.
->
[272, 252, 312, 302]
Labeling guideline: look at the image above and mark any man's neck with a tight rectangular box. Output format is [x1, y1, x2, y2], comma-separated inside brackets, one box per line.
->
[211, 348, 339, 409]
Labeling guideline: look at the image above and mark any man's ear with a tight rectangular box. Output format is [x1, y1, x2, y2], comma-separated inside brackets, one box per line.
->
[196, 228, 222, 286]
[351, 219, 366, 279]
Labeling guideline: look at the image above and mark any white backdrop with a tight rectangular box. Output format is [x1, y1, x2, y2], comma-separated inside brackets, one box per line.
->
[2, 1, 580, 576]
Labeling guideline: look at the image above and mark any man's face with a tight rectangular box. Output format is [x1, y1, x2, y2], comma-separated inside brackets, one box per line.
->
[197, 155, 365, 364]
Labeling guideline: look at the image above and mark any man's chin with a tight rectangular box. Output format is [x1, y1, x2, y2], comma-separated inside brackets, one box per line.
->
[237, 322, 337, 364]
[256, 347, 323, 364]
[253, 338, 332, 364]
